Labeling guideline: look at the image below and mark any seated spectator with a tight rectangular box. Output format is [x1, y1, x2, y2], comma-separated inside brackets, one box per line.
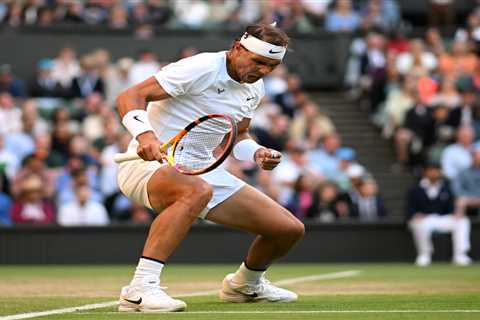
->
[438, 40, 478, 79]
[128, 50, 160, 86]
[286, 174, 316, 220]
[325, 0, 360, 33]
[272, 142, 318, 206]
[407, 162, 472, 266]
[334, 147, 357, 191]
[56, 158, 102, 206]
[10, 174, 55, 225]
[441, 126, 476, 180]
[350, 177, 387, 221]
[0, 64, 26, 97]
[57, 184, 109, 226]
[29, 59, 66, 98]
[307, 181, 348, 222]
[395, 39, 437, 76]
[70, 55, 105, 98]
[252, 113, 290, 152]
[452, 146, 480, 217]
[308, 132, 342, 179]
[289, 101, 335, 147]
[0, 134, 20, 180]
[447, 83, 478, 129]
[0, 92, 22, 136]
[11, 154, 55, 200]
[382, 74, 416, 138]
[51, 46, 81, 91]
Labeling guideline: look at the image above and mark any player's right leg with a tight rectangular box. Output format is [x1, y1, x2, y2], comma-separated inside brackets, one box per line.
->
[117, 160, 213, 312]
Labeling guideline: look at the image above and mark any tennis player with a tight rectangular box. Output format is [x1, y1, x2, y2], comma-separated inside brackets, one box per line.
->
[116, 23, 304, 312]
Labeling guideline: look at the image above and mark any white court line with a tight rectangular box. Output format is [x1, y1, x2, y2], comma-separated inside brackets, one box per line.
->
[0, 270, 360, 320]
[77, 310, 480, 314]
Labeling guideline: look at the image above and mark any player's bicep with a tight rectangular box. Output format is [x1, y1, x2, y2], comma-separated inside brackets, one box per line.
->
[136, 76, 172, 102]
[116, 76, 171, 117]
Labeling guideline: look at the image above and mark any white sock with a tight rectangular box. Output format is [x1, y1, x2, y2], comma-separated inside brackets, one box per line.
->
[232, 262, 265, 285]
[130, 257, 164, 286]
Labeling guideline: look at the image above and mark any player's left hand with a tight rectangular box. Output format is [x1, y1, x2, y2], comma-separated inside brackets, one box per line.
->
[254, 148, 282, 170]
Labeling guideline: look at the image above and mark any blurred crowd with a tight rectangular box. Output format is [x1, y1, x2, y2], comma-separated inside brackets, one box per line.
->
[0, 0, 401, 34]
[344, 1, 480, 264]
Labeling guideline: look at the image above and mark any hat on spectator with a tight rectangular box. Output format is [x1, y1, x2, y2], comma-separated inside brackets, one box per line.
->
[336, 147, 355, 161]
[346, 163, 366, 178]
[37, 59, 54, 70]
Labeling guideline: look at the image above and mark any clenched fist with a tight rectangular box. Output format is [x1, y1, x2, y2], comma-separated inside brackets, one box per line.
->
[254, 148, 282, 170]
[136, 131, 166, 162]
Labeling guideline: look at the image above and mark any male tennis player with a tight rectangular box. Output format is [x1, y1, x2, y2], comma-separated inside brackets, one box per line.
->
[116, 23, 304, 312]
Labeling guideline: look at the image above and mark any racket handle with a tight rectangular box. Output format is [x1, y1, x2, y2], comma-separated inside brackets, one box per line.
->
[113, 152, 141, 163]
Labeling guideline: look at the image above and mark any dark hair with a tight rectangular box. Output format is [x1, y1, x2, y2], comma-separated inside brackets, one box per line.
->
[245, 24, 290, 47]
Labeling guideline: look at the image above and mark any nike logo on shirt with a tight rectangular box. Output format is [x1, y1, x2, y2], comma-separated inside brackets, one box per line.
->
[246, 97, 255, 101]
[124, 297, 142, 305]
[133, 115, 144, 123]
[217, 88, 225, 94]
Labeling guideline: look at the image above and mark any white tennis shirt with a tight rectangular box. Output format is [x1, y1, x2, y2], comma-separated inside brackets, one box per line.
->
[131, 51, 264, 148]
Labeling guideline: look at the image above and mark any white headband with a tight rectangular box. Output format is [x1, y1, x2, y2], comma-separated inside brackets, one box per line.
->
[239, 32, 286, 60]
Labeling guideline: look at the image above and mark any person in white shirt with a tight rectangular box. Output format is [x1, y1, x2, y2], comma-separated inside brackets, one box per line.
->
[441, 126, 475, 180]
[57, 185, 109, 227]
[115, 23, 303, 313]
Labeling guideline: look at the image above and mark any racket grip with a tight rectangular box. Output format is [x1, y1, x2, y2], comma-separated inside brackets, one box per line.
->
[113, 152, 141, 163]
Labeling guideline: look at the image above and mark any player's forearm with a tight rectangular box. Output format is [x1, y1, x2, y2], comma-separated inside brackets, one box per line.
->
[116, 88, 148, 118]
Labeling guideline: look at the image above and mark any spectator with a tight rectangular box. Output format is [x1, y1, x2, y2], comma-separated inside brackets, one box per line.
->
[0, 188, 11, 225]
[51, 46, 81, 90]
[4, 112, 37, 163]
[382, 74, 417, 138]
[286, 174, 316, 220]
[350, 177, 387, 221]
[448, 83, 478, 129]
[0, 92, 21, 135]
[325, 0, 360, 33]
[307, 181, 346, 222]
[128, 50, 160, 86]
[10, 174, 55, 225]
[57, 184, 109, 226]
[105, 57, 134, 105]
[0, 134, 20, 180]
[11, 154, 56, 200]
[109, 5, 128, 29]
[441, 126, 476, 180]
[290, 101, 335, 148]
[272, 142, 317, 206]
[407, 162, 472, 266]
[395, 39, 437, 76]
[308, 132, 342, 179]
[29, 59, 66, 98]
[438, 40, 478, 79]
[452, 146, 480, 217]
[0, 64, 26, 97]
[252, 113, 290, 152]
[71, 55, 105, 98]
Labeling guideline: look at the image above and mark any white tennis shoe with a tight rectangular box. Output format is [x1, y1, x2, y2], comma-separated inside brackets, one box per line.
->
[219, 273, 298, 303]
[118, 276, 186, 312]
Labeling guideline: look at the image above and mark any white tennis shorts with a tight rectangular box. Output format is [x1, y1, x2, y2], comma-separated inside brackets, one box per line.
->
[116, 158, 245, 219]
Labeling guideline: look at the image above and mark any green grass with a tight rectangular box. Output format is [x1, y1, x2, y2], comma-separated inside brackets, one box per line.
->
[1, 263, 479, 319]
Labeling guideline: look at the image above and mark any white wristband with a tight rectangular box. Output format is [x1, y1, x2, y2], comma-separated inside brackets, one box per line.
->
[122, 109, 154, 139]
[233, 139, 262, 162]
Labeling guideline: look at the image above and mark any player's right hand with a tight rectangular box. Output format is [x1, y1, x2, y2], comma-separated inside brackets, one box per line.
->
[136, 131, 166, 162]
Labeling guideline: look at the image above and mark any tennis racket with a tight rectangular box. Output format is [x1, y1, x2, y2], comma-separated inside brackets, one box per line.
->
[113, 114, 237, 175]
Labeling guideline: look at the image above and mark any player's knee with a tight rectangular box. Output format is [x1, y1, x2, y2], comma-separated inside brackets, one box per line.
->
[283, 219, 305, 242]
[184, 180, 213, 208]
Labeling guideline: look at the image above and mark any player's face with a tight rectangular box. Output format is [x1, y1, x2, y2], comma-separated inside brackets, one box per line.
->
[234, 44, 281, 83]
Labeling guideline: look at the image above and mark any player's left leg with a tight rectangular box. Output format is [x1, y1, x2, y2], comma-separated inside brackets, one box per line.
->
[205, 184, 305, 303]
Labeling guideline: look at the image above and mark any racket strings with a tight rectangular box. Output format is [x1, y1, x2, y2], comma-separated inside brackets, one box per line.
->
[173, 117, 233, 172]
